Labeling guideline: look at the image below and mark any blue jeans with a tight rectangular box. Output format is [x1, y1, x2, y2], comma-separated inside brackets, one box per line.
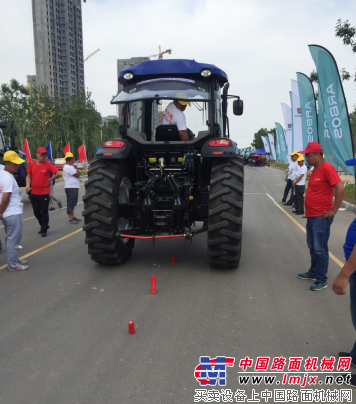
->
[306, 216, 334, 283]
[349, 270, 356, 362]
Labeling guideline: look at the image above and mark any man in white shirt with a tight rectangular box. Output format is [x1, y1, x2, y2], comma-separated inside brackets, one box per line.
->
[0, 151, 28, 271]
[292, 156, 308, 215]
[163, 92, 191, 141]
[63, 152, 81, 224]
[283, 151, 300, 205]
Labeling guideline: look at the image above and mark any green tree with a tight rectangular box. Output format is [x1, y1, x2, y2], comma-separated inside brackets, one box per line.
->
[335, 19, 356, 84]
[0, 79, 30, 148]
[251, 128, 268, 149]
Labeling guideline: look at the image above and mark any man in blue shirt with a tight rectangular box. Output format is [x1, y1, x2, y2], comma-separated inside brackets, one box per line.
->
[332, 157, 356, 387]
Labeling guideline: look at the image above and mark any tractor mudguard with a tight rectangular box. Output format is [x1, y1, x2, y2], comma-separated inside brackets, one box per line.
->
[201, 138, 237, 158]
[95, 139, 133, 160]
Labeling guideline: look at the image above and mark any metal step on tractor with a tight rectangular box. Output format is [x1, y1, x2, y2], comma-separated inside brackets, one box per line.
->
[82, 59, 244, 269]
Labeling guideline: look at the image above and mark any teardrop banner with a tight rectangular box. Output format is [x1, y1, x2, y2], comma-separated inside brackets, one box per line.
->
[291, 80, 304, 152]
[309, 45, 354, 175]
[275, 122, 288, 163]
[268, 133, 277, 160]
[317, 87, 336, 170]
[281, 103, 293, 163]
[296, 72, 318, 147]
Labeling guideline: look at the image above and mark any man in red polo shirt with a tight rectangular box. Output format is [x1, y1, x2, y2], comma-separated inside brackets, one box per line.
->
[297, 142, 344, 291]
[25, 147, 61, 237]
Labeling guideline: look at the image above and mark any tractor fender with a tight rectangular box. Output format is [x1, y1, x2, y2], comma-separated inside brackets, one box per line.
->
[95, 139, 133, 160]
[201, 138, 237, 158]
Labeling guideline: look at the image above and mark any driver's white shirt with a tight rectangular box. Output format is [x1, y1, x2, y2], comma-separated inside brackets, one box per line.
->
[163, 102, 187, 131]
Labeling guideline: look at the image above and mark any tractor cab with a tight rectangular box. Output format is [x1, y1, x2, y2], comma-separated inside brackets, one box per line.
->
[110, 59, 243, 144]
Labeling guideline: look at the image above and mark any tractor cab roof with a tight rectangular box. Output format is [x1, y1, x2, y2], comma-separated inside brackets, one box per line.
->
[118, 59, 228, 86]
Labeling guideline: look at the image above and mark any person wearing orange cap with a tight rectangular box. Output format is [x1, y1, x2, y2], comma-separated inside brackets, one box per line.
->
[297, 142, 344, 291]
[163, 92, 191, 141]
[25, 147, 61, 237]
[0, 151, 28, 271]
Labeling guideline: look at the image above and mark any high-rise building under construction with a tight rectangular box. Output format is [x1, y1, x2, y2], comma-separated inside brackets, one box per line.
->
[31, 0, 84, 97]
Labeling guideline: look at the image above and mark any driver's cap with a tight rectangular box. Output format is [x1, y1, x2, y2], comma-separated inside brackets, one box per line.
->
[175, 91, 191, 106]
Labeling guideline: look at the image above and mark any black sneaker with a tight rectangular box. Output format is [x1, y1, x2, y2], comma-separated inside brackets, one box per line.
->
[283, 202, 292, 206]
[338, 352, 356, 368]
[292, 210, 297, 213]
[41, 232, 47, 237]
[69, 219, 79, 224]
[73, 217, 82, 222]
[57, 201, 62, 209]
[295, 211, 304, 215]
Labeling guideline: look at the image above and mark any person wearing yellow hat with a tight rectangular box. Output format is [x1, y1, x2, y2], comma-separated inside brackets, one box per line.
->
[282, 151, 300, 206]
[63, 152, 81, 224]
[0, 151, 28, 271]
[163, 91, 191, 141]
[292, 156, 307, 215]
[26, 147, 62, 237]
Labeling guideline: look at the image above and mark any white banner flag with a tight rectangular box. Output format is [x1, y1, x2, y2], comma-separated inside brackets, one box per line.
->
[262, 136, 269, 153]
[281, 103, 293, 163]
[291, 80, 303, 153]
[268, 133, 276, 160]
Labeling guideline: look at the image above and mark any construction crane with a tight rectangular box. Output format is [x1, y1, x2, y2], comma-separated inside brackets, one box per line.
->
[149, 45, 172, 60]
[84, 49, 100, 62]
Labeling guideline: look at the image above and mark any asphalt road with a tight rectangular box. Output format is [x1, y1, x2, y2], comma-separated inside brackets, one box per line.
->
[0, 167, 355, 403]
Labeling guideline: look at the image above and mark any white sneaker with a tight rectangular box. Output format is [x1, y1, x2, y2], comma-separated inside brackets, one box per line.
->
[17, 245, 23, 249]
[8, 264, 28, 271]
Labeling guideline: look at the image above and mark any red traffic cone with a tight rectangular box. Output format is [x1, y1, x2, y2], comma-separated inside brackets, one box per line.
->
[128, 320, 135, 334]
[172, 256, 176, 264]
[151, 275, 156, 294]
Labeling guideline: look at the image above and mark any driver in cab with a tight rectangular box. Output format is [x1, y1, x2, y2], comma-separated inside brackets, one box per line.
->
[163, 92, 191, 141]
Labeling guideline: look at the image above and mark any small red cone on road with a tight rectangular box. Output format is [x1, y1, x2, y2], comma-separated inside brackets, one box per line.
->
[151, 275, 156, 294]
[128, 320, 135, 334]
[172, 256, 176, 265]
[193, 221, 196, 227]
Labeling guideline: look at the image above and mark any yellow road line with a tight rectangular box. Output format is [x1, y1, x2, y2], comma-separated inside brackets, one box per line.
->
[0, 202, 83, 229]
[266, 193, 343, 269]
[0, 228, 83, 271]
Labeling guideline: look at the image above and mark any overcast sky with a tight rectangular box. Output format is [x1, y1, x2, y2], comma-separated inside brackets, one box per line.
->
[1, 0, 355, 148]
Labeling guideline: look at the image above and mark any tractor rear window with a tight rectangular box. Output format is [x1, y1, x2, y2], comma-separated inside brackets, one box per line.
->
[111, 79, 210, 103]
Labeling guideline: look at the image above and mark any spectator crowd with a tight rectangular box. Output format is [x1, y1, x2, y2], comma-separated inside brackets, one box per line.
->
[0, 147, 83, 271]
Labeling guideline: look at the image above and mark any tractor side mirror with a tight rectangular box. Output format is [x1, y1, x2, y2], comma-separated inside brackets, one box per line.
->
[233, 99, 243, 116]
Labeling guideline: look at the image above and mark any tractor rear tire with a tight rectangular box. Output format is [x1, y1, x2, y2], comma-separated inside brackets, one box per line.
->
[207, 157, 244, 269]
[82, 159, 134, 265]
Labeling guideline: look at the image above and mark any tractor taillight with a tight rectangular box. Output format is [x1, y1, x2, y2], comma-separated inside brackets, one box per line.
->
[104, 140, 125, 148]
[208, 139, 230, 147]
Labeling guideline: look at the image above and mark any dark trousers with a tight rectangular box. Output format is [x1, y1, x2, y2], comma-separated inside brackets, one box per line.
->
[295, 185, 305, 213]
[31, 194, 50, 233]
[306, 216, 334, 283]
[283, 179, 292, 202]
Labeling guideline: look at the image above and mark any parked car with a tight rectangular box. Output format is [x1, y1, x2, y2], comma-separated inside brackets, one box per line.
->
[75, 161, 90, 169]
[54, 158, 66, 170]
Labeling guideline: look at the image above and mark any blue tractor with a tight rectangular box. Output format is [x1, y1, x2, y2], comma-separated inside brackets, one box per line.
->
[83, 59, 244, 268]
